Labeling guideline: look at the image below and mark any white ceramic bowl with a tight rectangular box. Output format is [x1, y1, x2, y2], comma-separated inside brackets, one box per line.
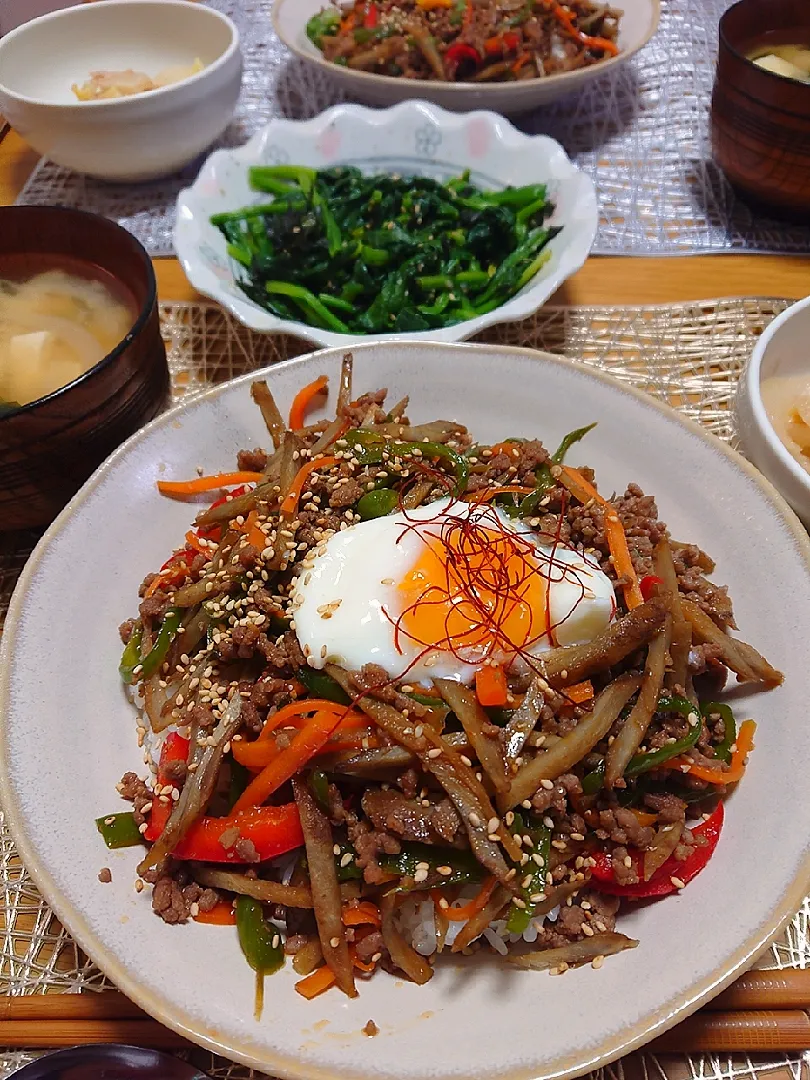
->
[2, 342, 810, 1080]
[175, 100, 598, 347]
[0, 0, 242, 182]
[273, 0, 660, 115]
[736, 295, 810, 527]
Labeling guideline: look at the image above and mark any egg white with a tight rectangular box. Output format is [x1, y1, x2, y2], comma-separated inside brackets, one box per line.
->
[290, 497, 615, 686]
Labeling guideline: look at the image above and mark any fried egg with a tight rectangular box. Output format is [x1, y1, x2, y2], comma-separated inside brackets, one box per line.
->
[291, 497, 616, 686]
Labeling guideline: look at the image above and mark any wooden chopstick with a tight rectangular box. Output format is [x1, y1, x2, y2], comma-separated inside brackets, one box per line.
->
[1, 971, 810, 1052]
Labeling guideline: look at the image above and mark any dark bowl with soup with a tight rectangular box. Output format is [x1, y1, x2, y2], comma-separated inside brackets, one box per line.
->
[0, 206, 169, 531]
[711, 0, 810, 217]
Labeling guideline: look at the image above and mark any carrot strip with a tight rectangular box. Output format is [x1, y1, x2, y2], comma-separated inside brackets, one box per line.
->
[559, 465, 644, 610]
[184, 530, 210, 555]
[342, 902, 382, 928]
[629, 809, 657, 827]
[475, 664, 509, 707]
[232, 710, 345, 813]
[289, 375, 329, 431]
[242, 510, 267, 552]
[488, 441, 523, 458]
[667, 719, 756, 785]
[468, 485, 534, 504]
[350, 947, 376, 973]
[194, 901, 237, 925]
[564, 679, 594, 704]
[157, 471, 265, 498]
[256, 699, 365, 742]
[233, 725, 377, 768]
[295, 965, 337, 999]
[281, 456, 340, 517]
[435, 876, 497, 921]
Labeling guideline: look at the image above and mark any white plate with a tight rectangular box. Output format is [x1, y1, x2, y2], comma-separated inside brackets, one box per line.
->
[3, 342, 810, 1080]
[272, 0, 660, 114]
[175, 101, 597, 346]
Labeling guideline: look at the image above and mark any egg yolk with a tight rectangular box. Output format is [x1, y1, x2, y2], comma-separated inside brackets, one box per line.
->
[397, 520, 548, 662]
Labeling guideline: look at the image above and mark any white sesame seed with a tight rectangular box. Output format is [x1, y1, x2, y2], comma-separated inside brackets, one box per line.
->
[670, 876, 686, 890]
[329, 936, 341, 948]
[540, 778, 554, 790]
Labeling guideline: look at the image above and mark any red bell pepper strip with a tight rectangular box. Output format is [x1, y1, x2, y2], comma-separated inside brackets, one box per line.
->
[170, 805, 304, 863]
[364, 2, 379, 28]
[589, 801, 724, 898]
[639, 575, 664, 601]
[445, 42, 481, 69]
[144, 733, 189, 842]
[144, 734, 304, 861]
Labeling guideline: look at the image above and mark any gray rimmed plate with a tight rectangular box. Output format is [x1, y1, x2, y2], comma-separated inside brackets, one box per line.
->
[2, 341, 810, 1080]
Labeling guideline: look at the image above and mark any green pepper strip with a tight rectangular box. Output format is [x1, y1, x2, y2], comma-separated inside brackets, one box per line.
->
[95, 812, 144, 850]
[704, 701, 736, 764]
[309, 768, 331, 814]
[356, 488, 399, 520]
[343, 429, 469, 494]
[235, 895, 284, 976]
[505, 815, 551, 934]
[119, 625, 144, 685]
[297, 667, 351, 705]
[139, 609, 181, 680]
[380, 842, 483, 890]
[624, 695, 702, 778]
[582, 694, 703, 791]
[519, 422, 597, 516]
[227, 759, 251, 814]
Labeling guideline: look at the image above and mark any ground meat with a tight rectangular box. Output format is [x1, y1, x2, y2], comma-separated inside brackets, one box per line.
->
[237, 448, 268, 472]
[251, 676, 293, 709]
[239, 699, 263, 733]
[567, 483, 667, 580]
[350, 664, 429, 718]
[643, 791, 687, 824]
[197, 888, 220, 912]
[284, 934, 310, 955]
[673, 548, 738, 630]
[117, 772, 153, 826]
[231, 623, 262, 657]
[362, 789, 462, 846]
[190, 552, 208, 577]
[363, 1020, 380, 1037]
[343, 389, 388, 426]
[610, 845, 639, 886]
[233, 837, 261, 863]
[587, 807, 654, 849]
[397, 768, 420, 799]
[252, 587, 281, 617]
[98, 867, 112, 883]
[151, 874, 209, 925]
[329, 477, 365, 509]
[139, 589, 171, 621]
[555, 904, 587, 938]
[118, 619, 137, 645]
[163, 759, 187, 788]
[354, 930, 385, 964]
[688, 642, 725, 676]
[237, 543, 260, 569]
[533, 926, 572, 949]
[296, 507, 344, 548]
[349, 820, 401, 884]
[530, 778, 571, 815]
[188, 703, 216, 730]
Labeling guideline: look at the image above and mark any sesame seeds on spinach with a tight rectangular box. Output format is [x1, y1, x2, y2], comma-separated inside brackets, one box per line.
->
[210, 165, 561, 335]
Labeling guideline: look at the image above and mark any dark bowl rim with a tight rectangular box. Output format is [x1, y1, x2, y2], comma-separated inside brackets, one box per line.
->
[718, 0, 810, 109]
[0, 205, 158, 427]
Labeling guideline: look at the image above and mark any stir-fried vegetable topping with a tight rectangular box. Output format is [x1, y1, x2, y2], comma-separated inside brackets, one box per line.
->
[106, 360, 781, 999]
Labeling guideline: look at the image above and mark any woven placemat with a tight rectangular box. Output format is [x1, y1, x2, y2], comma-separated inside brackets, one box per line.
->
[1, 296, 808, 1080]
[12, 0, 810, 258]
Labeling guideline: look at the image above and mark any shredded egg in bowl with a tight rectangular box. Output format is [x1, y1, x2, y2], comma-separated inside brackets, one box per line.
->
[291, 496, 616, 686]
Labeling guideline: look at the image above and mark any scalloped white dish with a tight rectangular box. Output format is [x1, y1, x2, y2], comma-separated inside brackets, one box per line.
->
[272, 0, 660, 115]
[174, 100, 598, 347]
[3, 342, 810, 1080]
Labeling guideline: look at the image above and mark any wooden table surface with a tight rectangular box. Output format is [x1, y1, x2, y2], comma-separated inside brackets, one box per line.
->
[1, 127, 809, 307]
